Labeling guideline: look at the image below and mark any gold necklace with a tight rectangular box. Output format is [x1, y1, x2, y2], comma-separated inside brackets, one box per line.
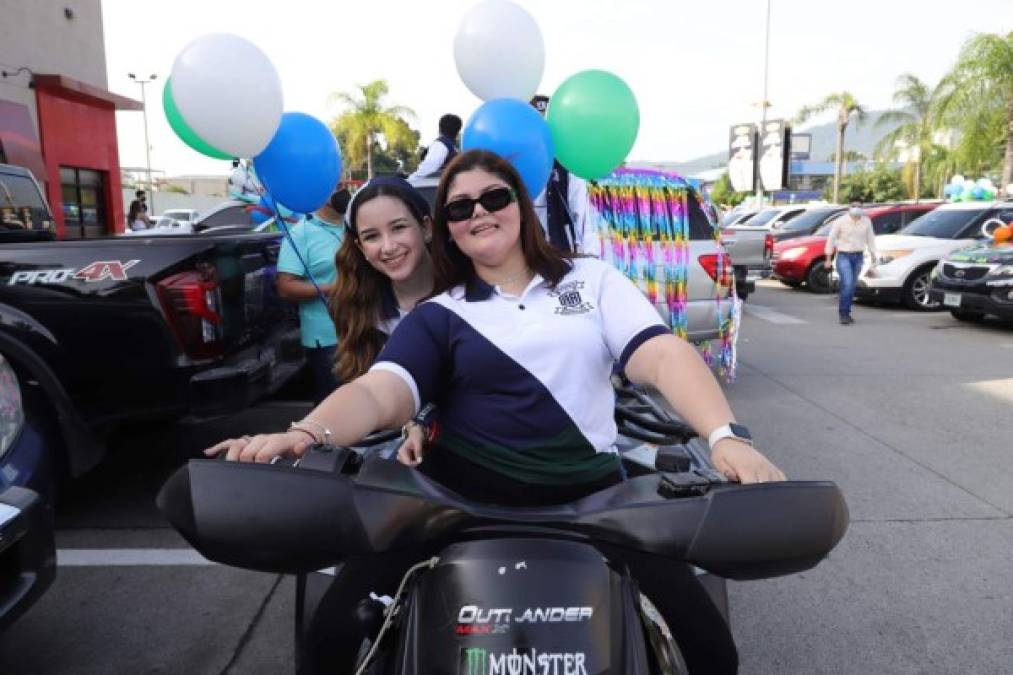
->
[486, 267, 531, 287]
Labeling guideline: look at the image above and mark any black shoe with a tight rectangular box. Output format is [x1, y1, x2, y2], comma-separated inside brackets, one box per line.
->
[839, 315, 854, 325]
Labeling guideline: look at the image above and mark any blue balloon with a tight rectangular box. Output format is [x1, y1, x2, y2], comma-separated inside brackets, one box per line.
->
[971, 186, 985, 199]
[950, 184, 964, 196]
[462, 98, 554, 198]
[254, 112, 342, 213]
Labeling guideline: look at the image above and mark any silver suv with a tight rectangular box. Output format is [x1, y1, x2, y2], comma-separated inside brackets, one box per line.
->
[409, 174, 733, 344]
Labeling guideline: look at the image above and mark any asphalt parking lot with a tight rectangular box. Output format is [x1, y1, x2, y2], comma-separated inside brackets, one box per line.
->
[1, 281, 1011, 674]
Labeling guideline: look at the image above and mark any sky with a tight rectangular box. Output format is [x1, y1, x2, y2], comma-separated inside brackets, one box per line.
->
[103, 0, 1011, 178]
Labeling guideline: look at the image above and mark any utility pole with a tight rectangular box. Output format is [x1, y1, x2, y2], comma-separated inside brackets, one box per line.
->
[754, 0, 772, 207]
[128, 73, 157, 213]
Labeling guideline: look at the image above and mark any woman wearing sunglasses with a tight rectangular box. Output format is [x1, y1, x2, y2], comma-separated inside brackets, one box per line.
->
[207, 150, 783, 673]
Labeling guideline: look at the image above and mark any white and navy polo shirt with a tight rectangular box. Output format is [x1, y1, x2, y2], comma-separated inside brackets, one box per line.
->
[370, 257, 668, 485]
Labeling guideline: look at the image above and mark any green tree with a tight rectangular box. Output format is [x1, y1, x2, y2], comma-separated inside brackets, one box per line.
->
[822, 165, 906, 203]
[796, 92, 867, 203]
[329, 80, 417, 179]
[935, 31, 1013, 191]
[921, 144, 959, 198]
[708, 172, 748, 207]
[874, 74, 943, 201]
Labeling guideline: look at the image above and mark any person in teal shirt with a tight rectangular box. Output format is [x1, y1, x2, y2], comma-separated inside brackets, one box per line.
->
[276, 189, 351, 403]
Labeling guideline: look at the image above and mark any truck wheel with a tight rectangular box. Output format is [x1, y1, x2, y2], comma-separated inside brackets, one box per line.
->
[950, 309, 984, 322]
[902, 266, 942, 311]
[805, 260, 832, 294]
[734, 267, 750, 301]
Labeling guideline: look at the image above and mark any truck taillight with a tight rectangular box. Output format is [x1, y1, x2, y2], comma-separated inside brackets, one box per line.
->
[156, 270, 224, 359]
[698, 253, 733, 287]
[764, 234, 774, 259]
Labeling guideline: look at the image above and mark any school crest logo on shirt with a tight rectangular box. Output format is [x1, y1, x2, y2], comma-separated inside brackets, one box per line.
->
[550, 281, 594, 315]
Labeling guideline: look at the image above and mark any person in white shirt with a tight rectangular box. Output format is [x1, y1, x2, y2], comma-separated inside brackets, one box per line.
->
[529, 95, 602, 258]
[824, 201, 878, 324]
[408, 114, 461, 180]
[228, 159, 261, 201]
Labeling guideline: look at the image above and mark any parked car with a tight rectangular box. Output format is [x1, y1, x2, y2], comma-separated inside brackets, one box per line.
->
[122, 215, 194, 236]
[773, 202, 940, 293]
[769, 206, 846, 243]
[930, 217, 1013, 322]
[159, 208, 200, 226]
[720, 209, 758, 227]
[734, 205, 809, 230]
[721, 205, 813, 299]
[409, 174, 734, 343]
[0, 353, 56, 631]
[857, 200, 1013, 310]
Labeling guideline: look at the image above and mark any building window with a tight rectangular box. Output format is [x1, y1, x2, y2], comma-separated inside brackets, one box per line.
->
[60, 166, 108, 238]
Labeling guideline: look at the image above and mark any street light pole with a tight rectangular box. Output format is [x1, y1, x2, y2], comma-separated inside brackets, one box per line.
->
[128, 73, 157, 213]
[754, 0, 772, 207]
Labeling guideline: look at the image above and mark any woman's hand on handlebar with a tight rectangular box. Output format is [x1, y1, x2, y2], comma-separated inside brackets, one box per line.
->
[711, 440, 786, 484]
[396, 424, 427, 467]
[204, 430, 314, 463]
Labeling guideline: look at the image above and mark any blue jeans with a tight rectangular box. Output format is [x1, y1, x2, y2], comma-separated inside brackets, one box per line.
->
[305, 345, 339, 405]
[836, 252, 864, 317]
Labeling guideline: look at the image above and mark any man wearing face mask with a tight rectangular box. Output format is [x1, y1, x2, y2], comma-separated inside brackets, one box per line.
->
[824, 201, 877, 324]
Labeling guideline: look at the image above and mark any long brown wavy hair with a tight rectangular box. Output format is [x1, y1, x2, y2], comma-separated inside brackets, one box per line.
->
[432, 150, 573, 294]
[329, 183, 431, 381]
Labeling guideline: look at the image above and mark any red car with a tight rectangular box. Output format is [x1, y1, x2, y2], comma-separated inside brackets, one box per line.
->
[772, 202, 942, 292]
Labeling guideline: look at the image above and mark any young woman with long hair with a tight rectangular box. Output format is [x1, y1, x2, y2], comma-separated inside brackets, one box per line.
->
[329, 177, 434, 382]
[207, 150, 784, 673]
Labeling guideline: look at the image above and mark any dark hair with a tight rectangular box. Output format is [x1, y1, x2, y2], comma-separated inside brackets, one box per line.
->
[438, 114, 463, 138]
[329, 188, 352, 215]
[529, 95, 549, 113]
[135, 190, 145, 198]
[431, 149, 572, 295]
[330, 180, 432, 381]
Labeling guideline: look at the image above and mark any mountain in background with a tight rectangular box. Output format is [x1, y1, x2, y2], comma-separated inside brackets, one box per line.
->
[643, 110, 902, 176]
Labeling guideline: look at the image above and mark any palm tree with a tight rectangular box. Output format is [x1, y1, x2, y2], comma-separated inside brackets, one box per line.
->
[874, 74, 942, 202]
[329, 80, 416, 179]
[922, 144, 959, 198]
[935, 32, 1013, 192]
[796, 92, 867, 203]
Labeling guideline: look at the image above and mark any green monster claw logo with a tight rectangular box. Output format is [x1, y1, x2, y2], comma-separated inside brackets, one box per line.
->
[462, 647, 487, 675]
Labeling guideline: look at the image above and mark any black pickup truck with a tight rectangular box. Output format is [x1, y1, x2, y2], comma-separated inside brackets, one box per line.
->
[0, 163, 304, 480]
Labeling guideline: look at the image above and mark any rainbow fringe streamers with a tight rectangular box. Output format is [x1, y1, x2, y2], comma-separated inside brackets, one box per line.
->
[589, 168, 740, 381]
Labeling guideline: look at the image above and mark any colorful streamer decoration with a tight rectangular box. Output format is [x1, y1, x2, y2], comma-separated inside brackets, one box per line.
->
[589, 168, 741, 381]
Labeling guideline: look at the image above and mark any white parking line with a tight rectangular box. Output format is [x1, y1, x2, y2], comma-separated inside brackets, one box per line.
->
[742, 304, 807, 325]
[58, 548, 215, 567]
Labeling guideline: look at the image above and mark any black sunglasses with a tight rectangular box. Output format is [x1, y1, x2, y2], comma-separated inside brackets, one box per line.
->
[443, 187, 516, 222]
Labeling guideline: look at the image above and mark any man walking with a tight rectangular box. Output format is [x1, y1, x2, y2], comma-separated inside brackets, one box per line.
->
[824, 201, 878, 324]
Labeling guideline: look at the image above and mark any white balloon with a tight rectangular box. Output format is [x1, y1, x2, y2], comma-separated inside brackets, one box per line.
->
[950, 174, 965, 185]
[454, 0, 545, 101]
[170, 34, 283, 158]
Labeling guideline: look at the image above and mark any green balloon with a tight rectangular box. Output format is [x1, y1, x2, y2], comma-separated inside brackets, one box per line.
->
[546, 70, 639, 180]
[163, 78, 233, 160]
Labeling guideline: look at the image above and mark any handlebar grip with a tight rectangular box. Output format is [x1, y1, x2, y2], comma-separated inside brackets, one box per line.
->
[615, 406, 696, 440]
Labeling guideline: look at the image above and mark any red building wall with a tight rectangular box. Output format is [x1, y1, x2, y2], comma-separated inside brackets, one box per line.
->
[35, 88, 127, 237]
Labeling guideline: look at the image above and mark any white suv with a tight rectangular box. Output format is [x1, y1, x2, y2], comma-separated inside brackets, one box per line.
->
[857, 200, 1013, 310]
